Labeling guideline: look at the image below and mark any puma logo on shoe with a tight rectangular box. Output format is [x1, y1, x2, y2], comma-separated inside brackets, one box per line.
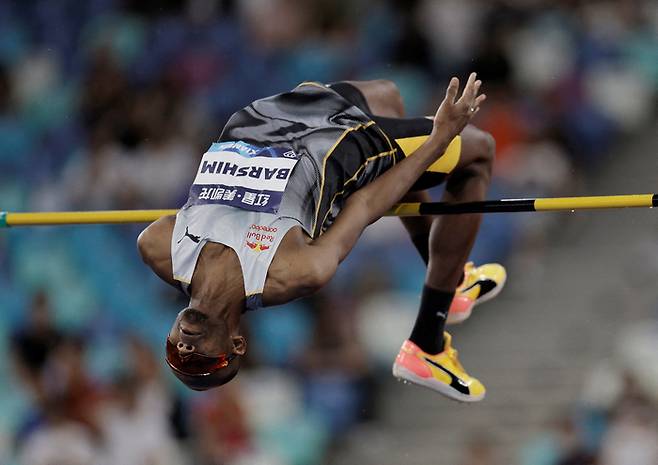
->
[460, 279, 497, 298]
[423, 357, 471, 395]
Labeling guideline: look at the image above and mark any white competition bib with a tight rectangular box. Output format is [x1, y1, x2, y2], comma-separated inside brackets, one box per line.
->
[188, 141, 299, 213]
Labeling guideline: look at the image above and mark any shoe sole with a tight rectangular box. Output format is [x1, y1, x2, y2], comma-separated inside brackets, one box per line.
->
[392, 363, 485, 403]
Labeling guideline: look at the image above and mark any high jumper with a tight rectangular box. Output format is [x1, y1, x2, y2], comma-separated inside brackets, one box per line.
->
[135, 73, 503, 401]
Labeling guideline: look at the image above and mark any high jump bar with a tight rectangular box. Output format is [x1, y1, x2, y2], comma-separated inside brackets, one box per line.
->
[1, 194, 656, 227]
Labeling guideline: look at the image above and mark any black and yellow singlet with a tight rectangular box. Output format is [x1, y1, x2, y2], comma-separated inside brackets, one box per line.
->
[218, 81, 460, 237]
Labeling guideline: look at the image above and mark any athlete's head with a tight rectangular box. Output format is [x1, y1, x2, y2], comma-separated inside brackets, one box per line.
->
[165, 307, 246, 390]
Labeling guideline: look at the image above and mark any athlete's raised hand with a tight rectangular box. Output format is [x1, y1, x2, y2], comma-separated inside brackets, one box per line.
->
[431, 72, 486, 143]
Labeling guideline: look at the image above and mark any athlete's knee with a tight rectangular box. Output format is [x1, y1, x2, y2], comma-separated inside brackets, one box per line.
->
[447, 131, 495, 192]
[368, 79, 404, 117]
[470, 126, 495, 164]
[378, 79, 404, 113]
[461, 126, 495, 177]
[480, 131, 496, 165]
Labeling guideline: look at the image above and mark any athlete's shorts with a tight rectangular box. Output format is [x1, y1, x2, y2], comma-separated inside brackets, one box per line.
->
[295, 81, 461, 235]
[327, 82, 461, 190]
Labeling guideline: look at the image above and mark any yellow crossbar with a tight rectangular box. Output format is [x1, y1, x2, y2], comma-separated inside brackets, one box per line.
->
[1, 193, 655, 227]
[2, 210, 178, 227]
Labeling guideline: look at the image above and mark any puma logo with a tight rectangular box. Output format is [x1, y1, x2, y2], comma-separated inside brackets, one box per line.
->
[460, 279, 497, 298]
[177, 226, 201, 244]
[423, 357, 471, 395]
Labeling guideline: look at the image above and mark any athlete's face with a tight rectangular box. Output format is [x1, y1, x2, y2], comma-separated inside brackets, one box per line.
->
[168, 307, 230, 355]
[165, 307, 245, 390]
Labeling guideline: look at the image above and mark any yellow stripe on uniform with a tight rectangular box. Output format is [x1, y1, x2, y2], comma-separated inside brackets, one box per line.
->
[534, 194, 654, 211]
[395, 135, 462, 174]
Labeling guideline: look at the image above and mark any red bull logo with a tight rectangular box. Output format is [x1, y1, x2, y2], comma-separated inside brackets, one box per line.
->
[245, 224, 276, 252]
[246, 241, 271, 252]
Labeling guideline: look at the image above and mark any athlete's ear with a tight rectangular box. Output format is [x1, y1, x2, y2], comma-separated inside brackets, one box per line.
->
[231, 335, 247, 355]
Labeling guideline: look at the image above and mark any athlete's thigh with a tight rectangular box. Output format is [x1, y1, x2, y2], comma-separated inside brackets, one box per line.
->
[453, 124, 493, 169]
[329, 80, 403, 117]
[390, 123, 492, 190]
[373, 116, 459, 191]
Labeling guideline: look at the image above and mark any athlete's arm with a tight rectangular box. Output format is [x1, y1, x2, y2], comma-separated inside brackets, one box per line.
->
[137, 215, 180, 289]
[304, 74, 486, 285]
[346, 73, 484, 228]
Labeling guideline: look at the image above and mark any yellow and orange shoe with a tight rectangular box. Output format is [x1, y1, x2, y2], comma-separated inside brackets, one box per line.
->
[392, 332, 485, 402]
[448, 262, 507, 325]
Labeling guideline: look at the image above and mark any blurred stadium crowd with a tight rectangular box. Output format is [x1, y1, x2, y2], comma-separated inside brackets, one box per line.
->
[519, 320, 658, 465]
[0, 0, 657, 464]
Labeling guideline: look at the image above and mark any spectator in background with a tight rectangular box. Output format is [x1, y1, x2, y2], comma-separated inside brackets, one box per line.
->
[189, 383, 254, 465]
[598, 379, 658, 465]
[10, 290, 62, 400]
[97, 373, 185, 465]
[17, 394, 100, 465]
[459, 433, 499, 465]
[239, 0, 314, 51]
[125, 336, 168, 404]
[0, 64, 11, 113]
[520, 412, 597, 465]
[125, 336, 189, 440]
[58, 119, 136, 210]
[124, 79, 198, 209]
[79, 47, 131, 140]
[41, 334, 105, 438]
[298, 293, 372, 436]
[599, 399, 658, 465]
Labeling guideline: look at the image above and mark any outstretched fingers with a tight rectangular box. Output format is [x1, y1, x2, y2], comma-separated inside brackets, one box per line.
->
[431, 72, 487, 141]
[461, 72, 477, 101]
[445, 77, 460, 104]
[457, 72, 481, 108]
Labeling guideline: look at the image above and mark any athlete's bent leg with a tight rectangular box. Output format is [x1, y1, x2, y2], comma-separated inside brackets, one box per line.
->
[427, 125, 495, 289]
[338, 80, 494, 401]
[330, 80, 435, 263]
[399, 190, 433, 263]
[393, 126, 493, 402]
[334, 81, 502, 323]
[427, 128, 506, 325]
[407, 125, 494, 351]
